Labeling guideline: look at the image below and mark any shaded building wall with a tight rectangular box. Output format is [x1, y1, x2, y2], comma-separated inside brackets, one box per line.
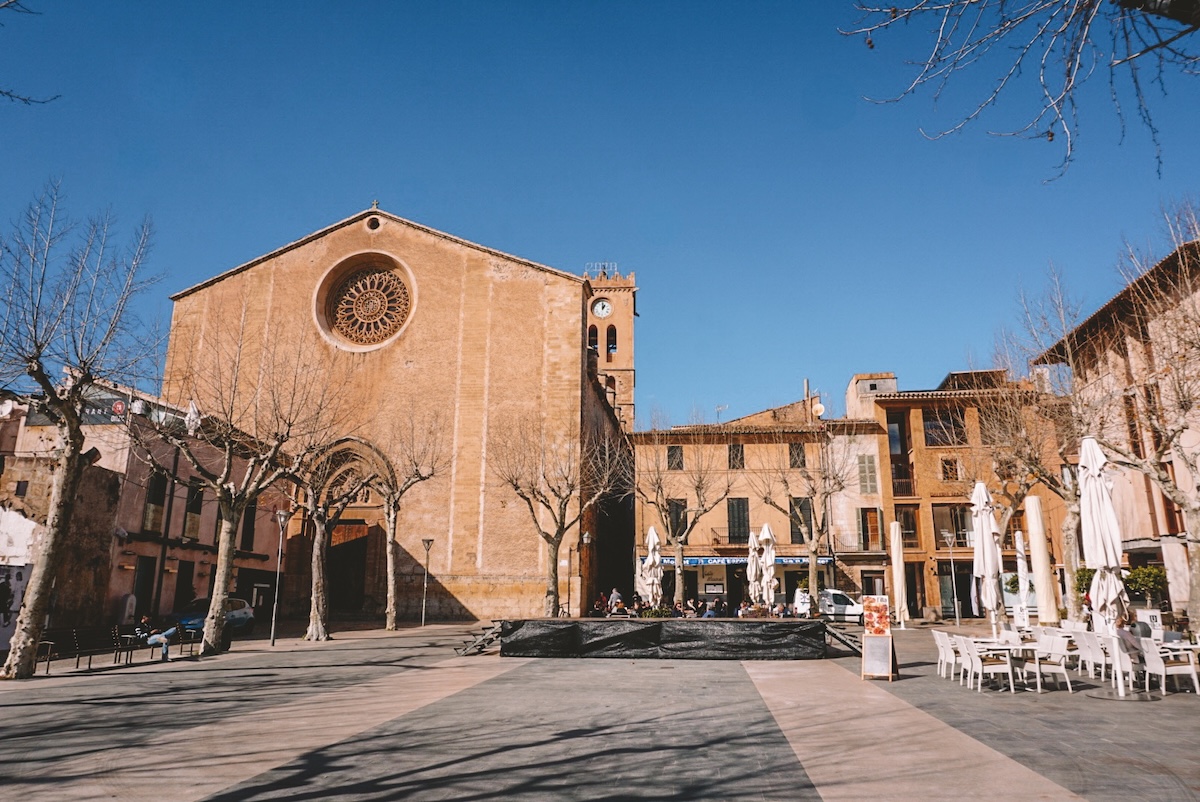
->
[0, 457, 120, 627]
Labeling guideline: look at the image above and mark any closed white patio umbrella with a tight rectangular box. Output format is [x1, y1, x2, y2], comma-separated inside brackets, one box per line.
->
[1013, 531, 1031, 628]
[758, 523, 777, 607]
[746, 526, 762, 605]
[1078, 437, 1132, 696]
[644, 526, 663, 609]
[889, 520, 908, 629]
[970, 482, 1003, 636]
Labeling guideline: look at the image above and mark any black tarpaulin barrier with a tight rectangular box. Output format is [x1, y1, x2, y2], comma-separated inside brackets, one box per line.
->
[498, 618, 826, 660]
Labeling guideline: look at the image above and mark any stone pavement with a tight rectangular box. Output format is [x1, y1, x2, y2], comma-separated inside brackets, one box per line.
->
[0, 622, 1197, 800]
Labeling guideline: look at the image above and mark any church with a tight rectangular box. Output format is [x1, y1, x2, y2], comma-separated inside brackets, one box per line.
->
[162, 208, 636, 620]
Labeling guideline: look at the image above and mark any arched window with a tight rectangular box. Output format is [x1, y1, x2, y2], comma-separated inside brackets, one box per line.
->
[588, 325, 598, 352]
[606, 325, 617, 362]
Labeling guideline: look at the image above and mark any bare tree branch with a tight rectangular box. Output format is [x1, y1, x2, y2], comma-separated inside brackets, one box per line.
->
[844, 2, 1198, 173]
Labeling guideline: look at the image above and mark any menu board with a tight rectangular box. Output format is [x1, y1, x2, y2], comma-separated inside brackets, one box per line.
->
[861, 635, 897, 680]
[861, 595, 897, 680]
[863, 595, 891, 636]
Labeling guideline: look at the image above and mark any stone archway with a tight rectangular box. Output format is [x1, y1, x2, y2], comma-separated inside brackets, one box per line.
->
[291, 438, 397, 626]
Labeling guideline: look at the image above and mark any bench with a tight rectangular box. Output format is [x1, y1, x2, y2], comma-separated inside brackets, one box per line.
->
[36, 626, 131, 674]
[116, 624, 202, 663]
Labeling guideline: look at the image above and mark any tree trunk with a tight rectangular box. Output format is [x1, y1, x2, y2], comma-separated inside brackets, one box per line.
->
[1, 444, 84, 679]
[1184, 507, 1200, 627]
[384, 500, 398, 630]
[306, 515, 330, 640]
[1060, 500, 1082, 621]
[203, 513, 238, 655]
[544, 537, 562, 617]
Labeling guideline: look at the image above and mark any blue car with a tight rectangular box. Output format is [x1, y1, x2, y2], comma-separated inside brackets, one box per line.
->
[171, 597, 256, 635]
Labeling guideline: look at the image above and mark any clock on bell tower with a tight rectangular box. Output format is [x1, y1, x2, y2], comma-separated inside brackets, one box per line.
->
[585, 265, 637, 431]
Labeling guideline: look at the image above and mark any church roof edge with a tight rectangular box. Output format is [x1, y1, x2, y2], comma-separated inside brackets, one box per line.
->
[169, 208, 585, 302]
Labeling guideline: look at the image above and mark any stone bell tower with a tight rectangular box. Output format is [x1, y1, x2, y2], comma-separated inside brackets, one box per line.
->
[584, 264, 637, 431]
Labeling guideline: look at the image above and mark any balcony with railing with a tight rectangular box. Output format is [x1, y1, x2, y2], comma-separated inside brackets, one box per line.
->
[891, 463, 916, 497]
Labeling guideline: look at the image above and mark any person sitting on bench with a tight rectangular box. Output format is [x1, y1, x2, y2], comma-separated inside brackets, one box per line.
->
[135, 615, 178, 662]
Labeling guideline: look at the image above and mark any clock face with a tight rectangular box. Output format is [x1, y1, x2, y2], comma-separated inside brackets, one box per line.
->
[593, 299, 613, 319]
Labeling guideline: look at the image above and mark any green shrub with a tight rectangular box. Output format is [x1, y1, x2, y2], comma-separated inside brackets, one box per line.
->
[1124, 566, 1168, 601]
[1073, 567, 1096, 596]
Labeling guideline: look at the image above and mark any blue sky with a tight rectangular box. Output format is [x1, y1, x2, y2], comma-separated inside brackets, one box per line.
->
[3, 3, 1197, 423]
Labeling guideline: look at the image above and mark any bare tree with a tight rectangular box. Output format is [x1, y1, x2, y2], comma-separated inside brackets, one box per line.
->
[147, 306, 356, 654]
[844, 2, 1199, 172]
[491, 418, 631, 617]
[746, 424, 862, 612]
[0, 183, 156, 679]
[297, 444, 376, 641]
[1086, 209, 1200, 621]
[1019, 268, 1114, 620]
[378, 407, 448, 630]
[633, 413, 733, 607]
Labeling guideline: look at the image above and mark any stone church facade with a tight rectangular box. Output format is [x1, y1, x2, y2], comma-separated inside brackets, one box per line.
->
[163, 208, 635, 620]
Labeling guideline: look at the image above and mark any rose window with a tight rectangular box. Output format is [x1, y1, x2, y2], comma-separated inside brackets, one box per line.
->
[327, 267, 411, 345]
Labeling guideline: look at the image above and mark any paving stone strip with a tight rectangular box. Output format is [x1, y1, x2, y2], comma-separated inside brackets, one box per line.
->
[745, 660, 1083, 801]
[2, 653, 527, 802]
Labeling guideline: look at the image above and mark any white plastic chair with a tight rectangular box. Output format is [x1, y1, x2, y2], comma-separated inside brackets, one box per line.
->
[932, 630, 960, 680]
[1029, 634, 1074, 692]
[1141, 638, 1199, 694]
[1075, 630, 1110, 680]
[959, 637, 1018, 693]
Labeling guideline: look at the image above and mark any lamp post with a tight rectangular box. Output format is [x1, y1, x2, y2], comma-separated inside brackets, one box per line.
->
[421, 538, 434, 627]
[271, 509, 290, 647]
[942, 529, 961, 628]
[579, 531, 591, 613]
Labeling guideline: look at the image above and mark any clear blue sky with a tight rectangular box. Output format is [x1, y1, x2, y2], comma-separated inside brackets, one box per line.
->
[3, 3, 1197, 424]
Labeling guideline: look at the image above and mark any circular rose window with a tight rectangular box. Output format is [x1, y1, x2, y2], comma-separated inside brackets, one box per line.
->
[326, 266, 411, 346]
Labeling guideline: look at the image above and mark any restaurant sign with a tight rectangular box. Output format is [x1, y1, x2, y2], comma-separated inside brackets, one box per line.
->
[656, 556, 832, 566]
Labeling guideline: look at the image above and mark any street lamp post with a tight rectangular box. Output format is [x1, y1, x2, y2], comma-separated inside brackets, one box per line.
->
[421, 538, 434, 627]
[942, 530, 961, 628]
[271, 509, 290, 647]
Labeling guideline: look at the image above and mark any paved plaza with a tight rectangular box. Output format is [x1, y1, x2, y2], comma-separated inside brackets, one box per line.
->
[0, 623, 1197, 801]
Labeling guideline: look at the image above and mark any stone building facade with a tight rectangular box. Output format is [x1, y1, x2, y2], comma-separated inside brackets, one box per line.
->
[848, 371, 1068, 619]
[163, 209, 633, 621]
[631, 395, 887, 608]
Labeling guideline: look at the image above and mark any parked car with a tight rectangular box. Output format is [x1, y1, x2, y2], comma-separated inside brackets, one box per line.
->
[819, 589, 864, 625]
[170, 597, 256, 635]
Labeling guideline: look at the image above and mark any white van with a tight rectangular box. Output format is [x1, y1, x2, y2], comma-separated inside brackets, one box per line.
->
[818, 589, 864, 625]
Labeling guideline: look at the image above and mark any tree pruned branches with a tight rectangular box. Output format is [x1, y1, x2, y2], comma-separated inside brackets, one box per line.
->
[844, 1, 1199, 173]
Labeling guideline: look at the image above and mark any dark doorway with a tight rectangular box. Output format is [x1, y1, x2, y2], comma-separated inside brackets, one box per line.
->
[683, 570, 698, 603]
[726, 565, 747, 611]
[904, 562, 924, 619]
[133, 556, 156, 618]
[172, 560, 195, 612]
[329, 537, 367, 613]
[662, 570, 676, 605]
[938, 561, 972, 619]
[861, 571, 885, 596]
[236, 567, 277, 618]
[595, 494, 635, 599]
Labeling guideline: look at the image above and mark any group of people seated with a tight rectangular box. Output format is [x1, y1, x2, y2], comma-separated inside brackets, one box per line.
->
[588, 587, 804, 619]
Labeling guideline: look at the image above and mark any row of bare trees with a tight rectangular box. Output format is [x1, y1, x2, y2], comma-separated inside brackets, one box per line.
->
[968, 205, 1200, 623]
[0, 185, 450, 678]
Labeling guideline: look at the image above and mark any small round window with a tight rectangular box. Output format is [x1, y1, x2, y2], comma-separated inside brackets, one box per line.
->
[326, 265, 412, 346]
